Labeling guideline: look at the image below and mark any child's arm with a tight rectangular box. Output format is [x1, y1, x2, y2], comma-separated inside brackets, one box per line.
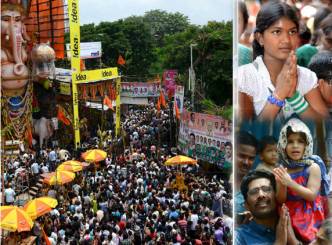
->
[274, 176, 287, 204]
[273, 164, 321, 202]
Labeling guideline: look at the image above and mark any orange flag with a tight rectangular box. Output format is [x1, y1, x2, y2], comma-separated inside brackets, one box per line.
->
[103, 95, 113, 110]
[159, 90, 166, 108]
[117, 55, 126, 66]
[42, 227, 51, 245]
[25, 126, 33, 147]
[57, 106, 71, 126]
[80, 59, 86, 70]
[157, 97, 161, 112]
[175, 102, 180, 120]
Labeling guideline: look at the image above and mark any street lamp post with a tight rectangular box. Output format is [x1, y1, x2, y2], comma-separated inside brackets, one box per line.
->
[190, 43, 197, 111]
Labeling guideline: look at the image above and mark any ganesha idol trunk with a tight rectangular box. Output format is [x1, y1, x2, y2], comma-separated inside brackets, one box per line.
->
[1, 15, 29, 97]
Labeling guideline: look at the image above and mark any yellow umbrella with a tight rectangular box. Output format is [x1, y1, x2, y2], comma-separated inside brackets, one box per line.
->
[81, 149, 107, 162]
[57, 160, 85, 172]
[43, 170, 75, 185]
[164, 155, 197, 166]
[23, 197, 58, 220]
[0, 206, 33, 232]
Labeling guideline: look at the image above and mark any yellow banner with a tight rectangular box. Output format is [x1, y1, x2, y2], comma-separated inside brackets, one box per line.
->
[73, 68, 119, 84]
[68, 0, 81, 148]
[68, 0, 80, 72]
[115, 77, 121, 138]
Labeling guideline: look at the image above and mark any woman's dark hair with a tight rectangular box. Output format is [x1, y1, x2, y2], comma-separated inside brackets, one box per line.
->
[311, 7, 331, 45]
[239, 1, 249, 31]
[253, 2, 299, 59]
[241, 169, 276, 200]
[308, 51, 332, 82]
[299, 22, 311, 46]
[320, 13, 332, 36]
[314, 7, 331, 31]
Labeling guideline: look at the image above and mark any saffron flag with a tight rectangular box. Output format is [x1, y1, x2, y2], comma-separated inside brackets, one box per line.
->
[175, 102, 180, 120]
[26, 126, 33, 147]
[57, 106, 71, 126]
[157, 97, 161, 112]
[80, 59, 86, 70]
[103, 95, 114, 110]
[117, 55, 126, 66]
[159, 90, 167, 108]
[42, 227, 51, 245]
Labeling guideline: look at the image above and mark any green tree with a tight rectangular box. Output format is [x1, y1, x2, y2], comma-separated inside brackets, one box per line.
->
[156, 21, 232, 106]
[143, 9, 190, 46]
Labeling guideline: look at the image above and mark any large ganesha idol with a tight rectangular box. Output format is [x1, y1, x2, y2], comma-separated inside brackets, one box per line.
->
[1, 0, 32, 140]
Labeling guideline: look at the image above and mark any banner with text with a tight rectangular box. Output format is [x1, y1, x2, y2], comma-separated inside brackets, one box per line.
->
[66, 42, 102, 59]
[178, 110, 232, 169]
[121, 82, 160, 97]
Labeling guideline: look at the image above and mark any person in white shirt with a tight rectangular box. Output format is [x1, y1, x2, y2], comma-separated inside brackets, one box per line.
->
[31, 161, 40, 175]
[41, 163, 49, 173]
[4, 184, 15, 205]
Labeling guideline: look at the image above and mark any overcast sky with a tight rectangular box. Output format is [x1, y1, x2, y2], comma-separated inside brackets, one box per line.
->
[79, 0, 233, 26]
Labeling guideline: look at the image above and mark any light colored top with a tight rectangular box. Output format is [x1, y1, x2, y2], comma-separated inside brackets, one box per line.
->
[5, 188, 15, 203]
[31, 162, 40, 174]
[238, 56, 318, 118]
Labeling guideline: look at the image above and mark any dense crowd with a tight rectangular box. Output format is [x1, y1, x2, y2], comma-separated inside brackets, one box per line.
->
[2, 105, 232, 245]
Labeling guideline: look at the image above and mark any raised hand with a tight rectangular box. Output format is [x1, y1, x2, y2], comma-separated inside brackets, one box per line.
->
[274, 204, 289, 245]
[275, 51, 298, 100]
[287, 52, 298, 98]
[273, 166, 293, 186]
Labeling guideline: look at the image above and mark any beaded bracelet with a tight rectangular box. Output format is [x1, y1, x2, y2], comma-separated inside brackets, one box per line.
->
[267, 94, 285, 107]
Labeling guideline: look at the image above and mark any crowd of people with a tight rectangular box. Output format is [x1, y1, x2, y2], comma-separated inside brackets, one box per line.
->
[2, 104, 232, 245]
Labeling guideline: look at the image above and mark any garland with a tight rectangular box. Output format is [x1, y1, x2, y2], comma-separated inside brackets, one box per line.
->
[1, 81, 33, 141]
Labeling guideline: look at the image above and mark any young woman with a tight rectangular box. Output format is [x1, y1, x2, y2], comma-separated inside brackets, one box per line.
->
[238, 2, 329, 122]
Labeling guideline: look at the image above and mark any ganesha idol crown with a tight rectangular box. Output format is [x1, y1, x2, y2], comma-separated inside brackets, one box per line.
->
[1, 0, 29, 13]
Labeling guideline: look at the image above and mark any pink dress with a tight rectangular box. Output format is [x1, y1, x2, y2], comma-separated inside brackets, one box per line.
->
[285, 165, 325, 243]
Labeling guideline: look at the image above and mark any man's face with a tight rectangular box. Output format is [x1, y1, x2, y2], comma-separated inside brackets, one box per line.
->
[220, 142, 225, 151]
[245, 178, 276, 219]
[321, 30, 332, 51]
[318, 79, 332, 106]
[225, 145, 232, 157]
[237, 144, 256, 178]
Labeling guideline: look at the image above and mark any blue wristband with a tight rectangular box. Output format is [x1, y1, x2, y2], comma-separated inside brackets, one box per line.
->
[267, 94, 285, 107]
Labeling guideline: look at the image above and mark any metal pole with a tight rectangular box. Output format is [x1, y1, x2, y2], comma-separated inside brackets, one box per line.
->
[190, 44, 197, 111]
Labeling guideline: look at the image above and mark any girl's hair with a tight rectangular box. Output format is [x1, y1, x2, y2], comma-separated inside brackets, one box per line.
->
[286, 126, 307, 144]
[253, 2, 299, 59]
